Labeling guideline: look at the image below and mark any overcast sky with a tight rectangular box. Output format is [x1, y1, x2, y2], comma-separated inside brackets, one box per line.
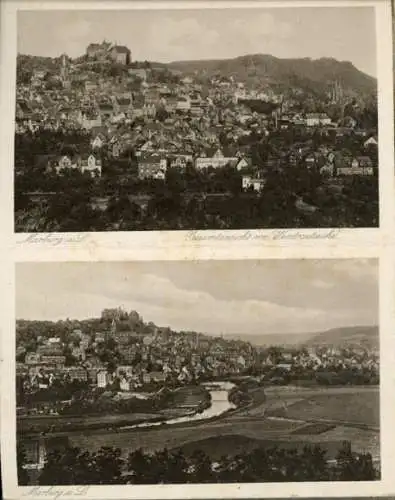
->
[17, 7, 377, 77]
[16, 259, 378, 336]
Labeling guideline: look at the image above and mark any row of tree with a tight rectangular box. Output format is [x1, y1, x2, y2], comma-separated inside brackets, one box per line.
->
[18, 441, 378, 485]
[15, 171, 379, 232]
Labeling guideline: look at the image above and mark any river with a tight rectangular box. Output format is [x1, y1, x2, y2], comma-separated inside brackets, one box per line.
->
[121, 381, 236, 430]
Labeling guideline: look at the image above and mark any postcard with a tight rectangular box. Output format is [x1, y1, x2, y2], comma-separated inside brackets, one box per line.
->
[1, 0, 395, 499]
[3, 255, 395, 499]
[14, 260, 381, 486]
[8, 2, 389, 235]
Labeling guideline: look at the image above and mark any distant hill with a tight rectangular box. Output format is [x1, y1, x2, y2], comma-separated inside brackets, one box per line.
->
[17, 52, 376, 98]
[224, 332, 312, 347]
[224, 325, 378, 349]
[303, 325, 379, 349]
[167, 54, 376, 96]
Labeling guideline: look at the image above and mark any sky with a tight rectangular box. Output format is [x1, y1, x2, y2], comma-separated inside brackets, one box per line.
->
[17, 7, 377, 77]
[16, 259, 378, 336]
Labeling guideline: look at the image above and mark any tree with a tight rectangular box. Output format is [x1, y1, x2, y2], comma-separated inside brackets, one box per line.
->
[105, 194, 142, 229]
[333, 441, 377, 481]
[156, 107, 169, 122]
[17, 443, 30, 485]
[266, 346, 284, 364]
[63, 345, 76, 366]
[189, 449, 213, 483]
[38, 446, 125, 485]
[126, 448, 151, 483]
[16, 66, 32, 85]
[34, 442, 378, 485]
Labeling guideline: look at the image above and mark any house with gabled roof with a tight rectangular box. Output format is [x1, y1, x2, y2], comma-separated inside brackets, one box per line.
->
[78, 154, 102, 177]
[91, 131, 107, 150]
[364, 136, 378, 148]
[236, 157, 252, 171]
[53, 154, 102, 177]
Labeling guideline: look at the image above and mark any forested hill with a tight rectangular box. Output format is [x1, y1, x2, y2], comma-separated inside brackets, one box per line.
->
[224, 325, 378, 349]
[17, 52, 376, 98]
[303, 325, 379, 349]
[15, 308, 254, 351]
[168, 54, 376, 95]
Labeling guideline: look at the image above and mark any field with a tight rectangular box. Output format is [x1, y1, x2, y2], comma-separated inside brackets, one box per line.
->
[291, 422, 336, 435]
[236, 385, 379, 427]
[67, 417, 304, 456]
[22, 385, 380, 464]
[267, 391, 379, 428]
[18, 412, 163, 435]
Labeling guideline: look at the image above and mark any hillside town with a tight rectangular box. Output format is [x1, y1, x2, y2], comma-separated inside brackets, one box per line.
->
[16, 307, 379, 417]
[15, 40, 378, 231]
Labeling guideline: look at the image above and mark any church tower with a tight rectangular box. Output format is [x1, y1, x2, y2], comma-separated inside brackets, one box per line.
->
[110, 317, 117, 336]
[60, 53, 70, 88]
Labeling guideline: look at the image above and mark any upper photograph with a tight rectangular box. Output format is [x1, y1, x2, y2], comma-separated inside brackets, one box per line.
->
[14, 6, 379, 232]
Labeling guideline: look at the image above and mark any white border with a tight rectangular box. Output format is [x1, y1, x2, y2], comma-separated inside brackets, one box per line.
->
[1, 0, 394, 499]
[0, 0, 393, 250]
[2, 253, 390, 500]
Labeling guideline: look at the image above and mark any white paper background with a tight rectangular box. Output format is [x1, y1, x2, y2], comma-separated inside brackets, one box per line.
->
[1, 0, 394, 498]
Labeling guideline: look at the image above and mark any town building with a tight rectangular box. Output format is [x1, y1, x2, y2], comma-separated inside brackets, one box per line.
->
[305, 113, 331, 127]
[54, 154, 102, 177]
[138, 155, 167, 180]
[195, 148, 238, 170]
[97, 370, 110, 388]
[110, 45, 131, 65]
[242, 176, 266, 192]
[86, 41, 113, 60]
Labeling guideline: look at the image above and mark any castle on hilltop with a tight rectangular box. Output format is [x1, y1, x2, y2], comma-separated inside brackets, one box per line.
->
[86, 40, 131, 65]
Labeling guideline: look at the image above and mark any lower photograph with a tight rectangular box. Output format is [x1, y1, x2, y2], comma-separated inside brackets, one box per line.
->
[15, 258, 380, 485]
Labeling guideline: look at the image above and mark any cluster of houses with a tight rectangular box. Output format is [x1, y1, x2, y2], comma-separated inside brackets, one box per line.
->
[16, 319, 256, 404]
[15, 41, 378, 191]
[16, 312, 379, 413]
[46, 141, 377, 191]
[264, 345, 379, 374]
[53, 154, 102, 177]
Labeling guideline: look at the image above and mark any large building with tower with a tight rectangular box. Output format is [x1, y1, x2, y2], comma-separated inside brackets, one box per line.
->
[86, 40, 131, 65]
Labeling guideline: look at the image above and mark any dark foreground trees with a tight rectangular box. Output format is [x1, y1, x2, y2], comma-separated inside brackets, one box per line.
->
[17, 441, 379, 485]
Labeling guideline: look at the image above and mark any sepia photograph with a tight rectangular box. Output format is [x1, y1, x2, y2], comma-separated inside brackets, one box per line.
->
[15, 259, 380, 486]
[14, 6, 380, 233]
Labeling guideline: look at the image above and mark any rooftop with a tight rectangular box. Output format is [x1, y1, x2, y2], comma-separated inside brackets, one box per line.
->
[112, 45, 131, 54]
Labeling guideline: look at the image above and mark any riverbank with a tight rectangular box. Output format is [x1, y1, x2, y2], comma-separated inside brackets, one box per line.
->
[18, 382, 234, 437]
[19, 383, 379, 476]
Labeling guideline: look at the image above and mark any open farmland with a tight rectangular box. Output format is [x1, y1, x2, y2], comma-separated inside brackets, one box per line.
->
[236, 385, 379, 428]
[18, 412, 162, 435]
[67, 416, 303, 457]
[267, 390, 379, 428]
[25, 385, 379, 466]
[287, 425, 380, 457]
